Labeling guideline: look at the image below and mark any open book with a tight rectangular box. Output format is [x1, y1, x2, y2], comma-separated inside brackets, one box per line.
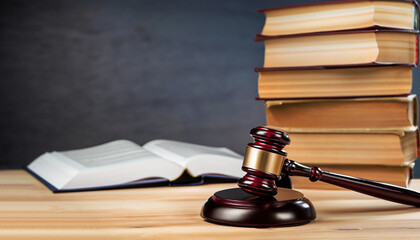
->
[26, 139, 244, 192]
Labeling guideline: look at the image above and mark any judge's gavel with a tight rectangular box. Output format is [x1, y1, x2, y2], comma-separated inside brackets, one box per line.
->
[238, 126, 420, 207]
[201, 126, 420, 227]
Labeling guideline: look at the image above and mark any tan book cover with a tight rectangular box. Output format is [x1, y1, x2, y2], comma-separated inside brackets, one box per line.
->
[283, 127, 419, 166]
[265, 95, 417, 130]
[257, 65, 413, 99]
[259, 0, 418, 36]
[259, 30, 418, 68]
[290, 164, 414, 190]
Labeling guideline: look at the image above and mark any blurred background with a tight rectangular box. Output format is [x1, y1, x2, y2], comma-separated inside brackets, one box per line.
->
[1, 0, 419, 177]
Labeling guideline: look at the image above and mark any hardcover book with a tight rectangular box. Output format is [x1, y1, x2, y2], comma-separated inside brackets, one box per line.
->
[26, 139, 244, 192]
[256, 65, 413, 99]
[265, 95, 417, 130]
[284, 128, 419, 165]
[259, 0, 419, 36]
[257, 29, 419, 68]
[290, 164, 414, 189]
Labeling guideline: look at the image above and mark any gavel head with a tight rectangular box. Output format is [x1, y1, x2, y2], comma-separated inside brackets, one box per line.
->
[237, 126, 290, 196]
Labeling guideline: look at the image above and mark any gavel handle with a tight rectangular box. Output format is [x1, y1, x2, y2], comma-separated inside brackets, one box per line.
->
[283, 159, 420, 207]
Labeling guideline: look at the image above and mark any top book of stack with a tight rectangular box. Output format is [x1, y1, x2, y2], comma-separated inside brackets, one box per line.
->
[258, 0, 419, 37]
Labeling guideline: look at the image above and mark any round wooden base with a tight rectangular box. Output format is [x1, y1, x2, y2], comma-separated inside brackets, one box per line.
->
[201, 187, 316, 228]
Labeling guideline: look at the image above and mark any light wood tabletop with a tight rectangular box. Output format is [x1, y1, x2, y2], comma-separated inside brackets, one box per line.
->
[1, 170, 420, 239]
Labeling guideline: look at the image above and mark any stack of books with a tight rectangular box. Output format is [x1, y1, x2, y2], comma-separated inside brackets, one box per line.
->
[256, 0, 420, 189]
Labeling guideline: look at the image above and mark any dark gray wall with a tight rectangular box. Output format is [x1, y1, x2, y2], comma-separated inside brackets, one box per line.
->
[1, 0, 419, 178]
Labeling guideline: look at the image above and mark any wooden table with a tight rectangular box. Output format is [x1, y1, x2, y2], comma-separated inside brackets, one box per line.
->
[1, 170, 420, 239]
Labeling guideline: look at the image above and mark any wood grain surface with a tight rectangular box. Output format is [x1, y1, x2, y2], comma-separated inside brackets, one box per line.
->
[1, 170, 420, 239]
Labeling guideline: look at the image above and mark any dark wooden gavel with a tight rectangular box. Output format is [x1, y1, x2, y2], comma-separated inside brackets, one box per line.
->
[238, 126, 420, 207]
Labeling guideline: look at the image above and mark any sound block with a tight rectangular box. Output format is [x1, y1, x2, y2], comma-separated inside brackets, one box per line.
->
[201, 187, 316, 227]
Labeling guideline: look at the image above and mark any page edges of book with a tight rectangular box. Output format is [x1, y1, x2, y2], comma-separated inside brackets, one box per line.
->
[61, 152, 185, 190]
[185, 154, 244, 178]
[27, 152, 82, 189]
[143, 139, 242, 167]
